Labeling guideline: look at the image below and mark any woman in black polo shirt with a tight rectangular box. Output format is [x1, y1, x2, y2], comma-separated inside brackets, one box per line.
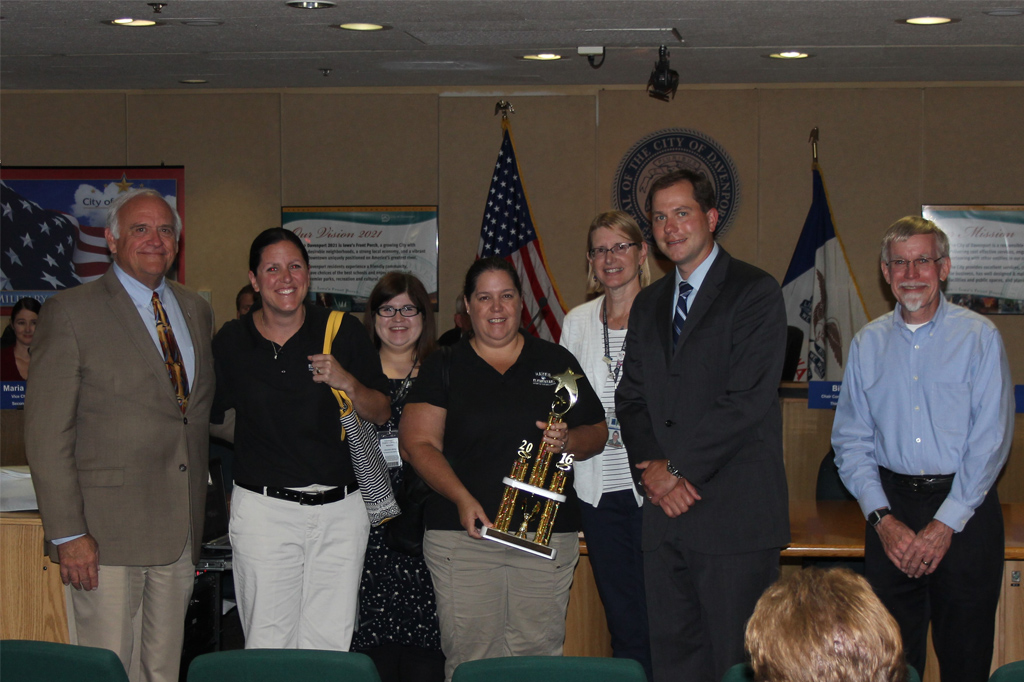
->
[212, 228, 390, 651]
[400, 257, 607, 679]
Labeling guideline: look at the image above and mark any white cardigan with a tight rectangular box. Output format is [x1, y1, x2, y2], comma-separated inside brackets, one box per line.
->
[560, 296, 644, 507]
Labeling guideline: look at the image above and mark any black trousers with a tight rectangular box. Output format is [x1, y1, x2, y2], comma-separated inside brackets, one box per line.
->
[579, 490, 653, 682]
[645, 540, 779, 682]
[865, 470, 1004, 682]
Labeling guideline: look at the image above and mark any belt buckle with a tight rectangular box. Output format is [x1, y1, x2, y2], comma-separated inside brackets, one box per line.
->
[300, 490, 325, 506]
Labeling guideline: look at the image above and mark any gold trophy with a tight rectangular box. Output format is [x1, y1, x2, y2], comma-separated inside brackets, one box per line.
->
[481, 369, 582, 560]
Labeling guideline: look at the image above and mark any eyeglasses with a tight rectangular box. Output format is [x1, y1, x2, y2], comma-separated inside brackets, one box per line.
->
[376, 304, 422, 318]
[588, 242, 640, 259]
[887, 256, 945, 272]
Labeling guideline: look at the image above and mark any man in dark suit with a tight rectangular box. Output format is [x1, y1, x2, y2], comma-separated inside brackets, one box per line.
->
[616, 169, 789, 682]
[26, 188, 214, 682]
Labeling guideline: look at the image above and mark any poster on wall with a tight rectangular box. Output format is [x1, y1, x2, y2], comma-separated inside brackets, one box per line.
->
[281, 206, 438, 312]
[0, 167, 186, 314]
[922, 205, 1024, 315]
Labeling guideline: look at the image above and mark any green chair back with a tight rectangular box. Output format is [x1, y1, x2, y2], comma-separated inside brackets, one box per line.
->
[722, 661, 922, 682]
[187, 649, 382, 682]
[452, 656, 647, 682]
[0, 640, 129, 682]
[989, 660, 1024, 682]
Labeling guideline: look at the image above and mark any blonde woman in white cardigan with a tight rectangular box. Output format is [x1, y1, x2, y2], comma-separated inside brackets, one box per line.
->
[560, 211, 652, 681]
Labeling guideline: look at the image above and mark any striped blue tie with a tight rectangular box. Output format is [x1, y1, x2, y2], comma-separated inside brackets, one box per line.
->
[672, 281, 693, 346]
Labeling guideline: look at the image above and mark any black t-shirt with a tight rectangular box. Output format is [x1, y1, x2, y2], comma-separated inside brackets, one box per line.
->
[407, 333, 604, 532]
[212, 304, 389, 488]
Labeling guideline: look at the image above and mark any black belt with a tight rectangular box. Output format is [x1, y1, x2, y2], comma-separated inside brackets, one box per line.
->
[237, 482, 358, 505]
[880, 467, 955, 494]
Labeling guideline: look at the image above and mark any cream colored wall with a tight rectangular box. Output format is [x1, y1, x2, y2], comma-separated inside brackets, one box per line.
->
[1, 84, 1021, 377]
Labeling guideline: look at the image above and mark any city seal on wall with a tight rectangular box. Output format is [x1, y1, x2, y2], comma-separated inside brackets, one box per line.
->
[613, 128, 741, 242]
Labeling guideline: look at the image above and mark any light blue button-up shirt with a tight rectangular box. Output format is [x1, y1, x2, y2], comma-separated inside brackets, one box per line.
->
[671, 242, 720, 318]
[113, 263, 197, 385]
[832, 295, 1013, 532]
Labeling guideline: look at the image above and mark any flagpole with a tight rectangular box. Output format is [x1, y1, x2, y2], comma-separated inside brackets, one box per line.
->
[808, 127, 870, 320]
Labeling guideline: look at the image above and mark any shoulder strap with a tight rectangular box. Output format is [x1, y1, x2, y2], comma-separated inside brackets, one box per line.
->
[324, 311, 354, 423]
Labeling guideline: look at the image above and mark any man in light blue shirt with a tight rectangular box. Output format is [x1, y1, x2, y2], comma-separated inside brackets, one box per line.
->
[832, 216, 1012, 682]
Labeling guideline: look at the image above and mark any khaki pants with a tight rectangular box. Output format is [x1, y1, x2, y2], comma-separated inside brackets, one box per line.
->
[423, 530, 579, 681]
[67, 539, 195, 682]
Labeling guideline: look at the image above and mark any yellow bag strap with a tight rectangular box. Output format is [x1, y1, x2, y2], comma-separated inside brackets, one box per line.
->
[324, 311, 354, 426]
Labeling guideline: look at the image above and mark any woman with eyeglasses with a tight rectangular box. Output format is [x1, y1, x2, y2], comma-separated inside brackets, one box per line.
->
[353, 272, 445, 682]
[558, 211, 653, 680]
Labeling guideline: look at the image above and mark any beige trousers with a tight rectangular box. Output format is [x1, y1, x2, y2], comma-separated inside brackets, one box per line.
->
[67, 538, 195, 682]
[423, 530, 579, 681]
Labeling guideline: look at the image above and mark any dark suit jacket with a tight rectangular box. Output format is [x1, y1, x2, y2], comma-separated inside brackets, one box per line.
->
[26, 269, 214, 565]
[616, 248, 790, 555]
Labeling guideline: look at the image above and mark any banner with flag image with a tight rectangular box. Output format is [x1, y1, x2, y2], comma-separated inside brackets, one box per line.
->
[781, 163, 869, 382]
[477, 118, 566, 342]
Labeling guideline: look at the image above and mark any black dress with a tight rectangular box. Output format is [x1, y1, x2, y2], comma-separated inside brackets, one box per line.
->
[352, 376, 444, 682]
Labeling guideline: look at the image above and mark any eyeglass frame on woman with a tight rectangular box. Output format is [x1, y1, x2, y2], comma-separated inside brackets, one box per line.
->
[886, 256, 945, 272]
[375, 304, 422, 318]
[588, 242, 641, 259]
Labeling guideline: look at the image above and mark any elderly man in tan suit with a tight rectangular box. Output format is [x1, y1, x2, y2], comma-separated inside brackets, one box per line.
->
[26, 188, 214, 682]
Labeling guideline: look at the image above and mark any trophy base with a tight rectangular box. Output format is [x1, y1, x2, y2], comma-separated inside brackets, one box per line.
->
[480, 526, 557, 560]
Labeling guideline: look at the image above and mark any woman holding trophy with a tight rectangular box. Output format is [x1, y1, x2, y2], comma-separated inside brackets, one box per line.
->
[559, 211, 652, 680]
[400, 257, 607, 679]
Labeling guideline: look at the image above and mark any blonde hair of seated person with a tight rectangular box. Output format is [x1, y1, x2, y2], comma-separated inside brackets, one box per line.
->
[745, 568, 907, 682]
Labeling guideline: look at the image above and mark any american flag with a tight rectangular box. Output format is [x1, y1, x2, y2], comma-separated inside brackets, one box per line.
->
[478, 120, 566, 342]
[1, 181, 86, 294]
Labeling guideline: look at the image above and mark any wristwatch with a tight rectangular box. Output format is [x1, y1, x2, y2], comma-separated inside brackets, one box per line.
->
[665, 461, 684, 479]
[868, 507, 891, 527]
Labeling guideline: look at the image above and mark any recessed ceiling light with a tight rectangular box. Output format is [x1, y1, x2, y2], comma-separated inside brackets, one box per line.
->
[522, 53, 562, 61]
[899, 16, 960, 25]
[984, 8, 1023, 15]
[767, 51, 811, 59]
[109, 18, 159, 27]
[181, 20, 224, 27]
[337, 22, 387, 31]
[179, 79, 208, 84]
[286, 1, 336, 8]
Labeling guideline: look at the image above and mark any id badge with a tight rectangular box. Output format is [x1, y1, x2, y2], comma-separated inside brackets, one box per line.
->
[378, 431, 401, 468]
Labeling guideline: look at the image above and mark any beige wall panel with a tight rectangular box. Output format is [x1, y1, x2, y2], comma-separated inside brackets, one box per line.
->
[280, 94, 438, 206]
[437, 96, 597, 320]
[1, 93, 127, 166]
[126, 94, 282, 326]
[758, 88, 923, 315]
[923, 87, 1024, 383]
[597, 88, 760, 280]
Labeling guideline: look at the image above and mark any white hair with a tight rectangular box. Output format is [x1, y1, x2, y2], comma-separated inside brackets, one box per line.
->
[106, 188, 182, 239]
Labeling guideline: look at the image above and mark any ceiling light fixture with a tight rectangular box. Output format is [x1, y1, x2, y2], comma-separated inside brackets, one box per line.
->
[286, 1, 336, 8]
[109, 18, 159, 26]
[522, 53, 561, 61]
[899, 16, 959, 25]
[181, 20, 224, 27]
[179, 79, 208, 84]
[767, 51, 811, 59]
[984, 8, 1023, 15]
[337, 22, 387, 31]
[647, 45, 678, 102]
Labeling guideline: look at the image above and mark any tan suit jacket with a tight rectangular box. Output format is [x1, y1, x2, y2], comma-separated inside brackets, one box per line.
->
[26, 269, 214, 566]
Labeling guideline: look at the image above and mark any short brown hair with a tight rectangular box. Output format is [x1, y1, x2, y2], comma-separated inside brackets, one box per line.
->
[746, 568, 907, 682]
[647, 169, 717, 215]
[585, 211, 651, 294]
[881, 216, 950, 264]
[364, 272, 437, 365]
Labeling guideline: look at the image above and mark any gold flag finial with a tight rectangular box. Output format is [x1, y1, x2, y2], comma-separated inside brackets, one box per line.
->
[809, 127, 819, 162]
[495, 100, 515, 120]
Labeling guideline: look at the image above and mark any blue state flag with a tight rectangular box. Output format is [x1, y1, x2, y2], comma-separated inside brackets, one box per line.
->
[782, 164, 869, 382]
